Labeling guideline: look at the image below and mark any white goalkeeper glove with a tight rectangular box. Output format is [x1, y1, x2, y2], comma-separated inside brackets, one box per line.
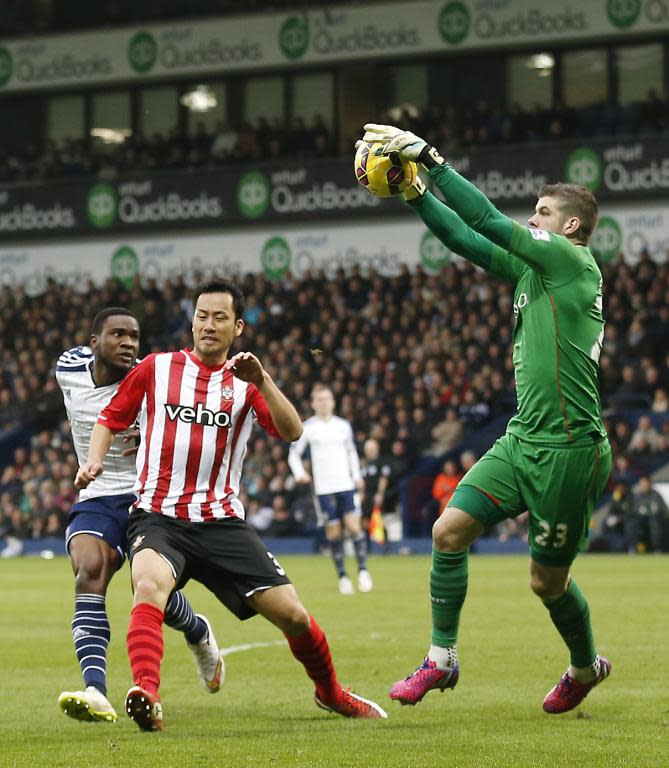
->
[362, 123, 445, 169]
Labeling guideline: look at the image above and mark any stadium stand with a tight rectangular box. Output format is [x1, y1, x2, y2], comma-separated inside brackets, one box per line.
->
[1, 255, 668, 555]
[1, 1, 668, 557]
[2, 94, 668, 183]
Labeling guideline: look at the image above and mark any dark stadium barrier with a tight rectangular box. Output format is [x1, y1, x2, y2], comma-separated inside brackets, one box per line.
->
[1, 135, 667, 240]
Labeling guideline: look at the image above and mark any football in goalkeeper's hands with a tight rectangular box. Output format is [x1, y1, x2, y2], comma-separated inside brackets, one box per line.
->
[354, 141, 417, 198]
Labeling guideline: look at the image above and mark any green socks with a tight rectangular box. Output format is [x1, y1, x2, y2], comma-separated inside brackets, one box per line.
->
[429, 552, 596, 672]
[543, 579, 596, 668]
[430, 549, 468, 647]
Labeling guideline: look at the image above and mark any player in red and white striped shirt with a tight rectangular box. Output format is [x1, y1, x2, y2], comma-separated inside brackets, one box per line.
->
[76, 279, 386, 731]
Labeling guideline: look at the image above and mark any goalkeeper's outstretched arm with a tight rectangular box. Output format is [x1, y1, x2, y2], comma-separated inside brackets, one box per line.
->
[362, 123, 587, 280]
[407, 188, 523, 284]
[428, 164, 516, 249]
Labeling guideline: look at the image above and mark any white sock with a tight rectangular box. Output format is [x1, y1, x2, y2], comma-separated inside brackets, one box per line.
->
[428, 644, 458, 670]
[569, 656, 600, 683]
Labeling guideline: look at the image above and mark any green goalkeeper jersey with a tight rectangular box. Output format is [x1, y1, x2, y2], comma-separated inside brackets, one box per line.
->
[410, 165, 607, 446]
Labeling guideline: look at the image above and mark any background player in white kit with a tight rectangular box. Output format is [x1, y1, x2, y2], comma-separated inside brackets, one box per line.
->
[55, 308, 222, 723]
[288, 384, 373, 595]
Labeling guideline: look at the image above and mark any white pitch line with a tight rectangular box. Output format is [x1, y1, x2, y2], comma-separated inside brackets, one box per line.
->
[221, 640, 287, 657]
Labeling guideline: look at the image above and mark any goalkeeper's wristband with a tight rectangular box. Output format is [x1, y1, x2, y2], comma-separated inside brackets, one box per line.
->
[402, 176, 427, 202]
[418, 145, 445, 170]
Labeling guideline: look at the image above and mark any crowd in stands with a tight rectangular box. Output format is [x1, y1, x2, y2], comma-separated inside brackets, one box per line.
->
[395, 91, 669, 150]
[600, 474, 668, 554]
[0, 117, 336, 184]
[2, 90, 669, 184]
[1, 251, 668, 553]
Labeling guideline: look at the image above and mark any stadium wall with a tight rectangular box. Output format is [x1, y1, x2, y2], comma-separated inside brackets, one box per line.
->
[0, 199, 665, 296]
[1, 136, 668, 241]
[0, 2, 666, 93]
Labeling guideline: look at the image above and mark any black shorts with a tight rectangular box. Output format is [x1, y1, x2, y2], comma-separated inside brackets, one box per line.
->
[127, 510, 291, 620]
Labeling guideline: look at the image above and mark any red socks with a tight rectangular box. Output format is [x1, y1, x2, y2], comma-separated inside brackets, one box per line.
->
[285, 615, 341, 704]
[128, 606, 339, 703]
[127, 603, 164, 694]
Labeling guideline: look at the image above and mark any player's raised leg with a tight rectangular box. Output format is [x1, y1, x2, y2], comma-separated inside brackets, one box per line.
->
[163, 591, 224, 693]
[249, 583, 387, 719]
[532, 562, 611, 714]
[125, 548, 176, 731]
[58, 532, 119, 723]
[390, 502, 483, 705]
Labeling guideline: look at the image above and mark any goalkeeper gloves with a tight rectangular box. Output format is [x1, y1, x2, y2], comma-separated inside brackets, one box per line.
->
[362, 123, 445, 169]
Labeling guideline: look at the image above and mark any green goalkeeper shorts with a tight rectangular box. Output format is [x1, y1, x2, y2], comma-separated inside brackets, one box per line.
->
[449, 433, 612, 567]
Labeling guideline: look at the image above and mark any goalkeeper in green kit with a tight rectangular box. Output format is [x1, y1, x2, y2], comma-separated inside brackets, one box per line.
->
[360, 123, 612, 715]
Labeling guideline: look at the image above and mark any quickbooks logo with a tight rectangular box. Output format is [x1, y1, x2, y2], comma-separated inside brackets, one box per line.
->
[590, 216, 622, 262]
[280, 16, 309, 60]
[128, 31, 158, 73]
[0, 47, 13, 87]
[87, 184, 117, 228]
[607, 0, 641, 28]
[237, 171, 270, 219]
[420, 231, 451, 271]
[111, 245, 139, 287]
[565, 148, 603, 191]
[438, 1, 470, 45]
[261, 237, 291, 281]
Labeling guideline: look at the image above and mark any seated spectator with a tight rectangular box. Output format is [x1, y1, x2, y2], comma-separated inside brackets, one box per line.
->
[459, 450, 478, 474]
[612, 365, 647, 404]
[246, 498, 274, 532]
[651, 388, 669, 413]
[458, 388, 490, 427]
[602, 481, 634, 552]
[431, 459, 463, 514]
[495, 511, 528, 542]
[0, 388, 23, 430]
[210, 119, 239, 162]
[630, 475, 668, 553]
[411, 407, 433, 454]
[265, 495, 301, 537]
[610, 454, 638, 488]
[628, 415, 666, 454]
[429, 407, 464, 455]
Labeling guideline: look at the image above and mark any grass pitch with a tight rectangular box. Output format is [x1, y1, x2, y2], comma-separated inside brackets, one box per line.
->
[0, 553, 666, 768]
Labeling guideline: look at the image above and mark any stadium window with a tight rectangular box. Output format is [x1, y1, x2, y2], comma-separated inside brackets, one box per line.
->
[185, 82, 227, 134]
[140, 86, 178, 137]
[91, 90, 131, 152]
[562, 49, 608, 107]
[0, 94, 43, 152]
[507, 53, 553, 110]
[616, 44, 664, 104]
[243, 76, 285, 123]
[47, 94, 85, 143]
[389, 63, 428, 112]
[292, 72, 334, 130]
[431, 55, 505, 111]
